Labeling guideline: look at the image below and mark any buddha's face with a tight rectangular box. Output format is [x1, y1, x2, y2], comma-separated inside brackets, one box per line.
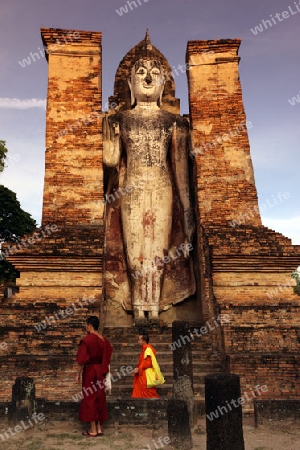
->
[129, 59, 165, 104]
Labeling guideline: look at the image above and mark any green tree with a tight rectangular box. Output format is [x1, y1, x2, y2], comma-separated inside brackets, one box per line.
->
[0, 185, 37, 283]
[0, 140, 8, 173]
[291, 267, 300, 296]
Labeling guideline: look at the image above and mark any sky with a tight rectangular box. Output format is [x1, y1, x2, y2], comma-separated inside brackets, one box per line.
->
[0, 0, 299, 243]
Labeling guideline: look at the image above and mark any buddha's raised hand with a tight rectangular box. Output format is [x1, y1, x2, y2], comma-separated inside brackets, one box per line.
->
[102, 113, 121, 167]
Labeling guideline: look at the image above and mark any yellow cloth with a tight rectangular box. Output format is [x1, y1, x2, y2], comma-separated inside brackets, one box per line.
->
[144, 347, 165, 388]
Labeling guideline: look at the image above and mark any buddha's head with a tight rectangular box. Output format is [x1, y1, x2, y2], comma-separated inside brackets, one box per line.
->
[128, 59, 165, 106]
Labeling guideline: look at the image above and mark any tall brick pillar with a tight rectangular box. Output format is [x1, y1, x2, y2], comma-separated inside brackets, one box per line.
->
[1, 29, 105, 402]
[41, 28, 103, 226]
[186, 40, 261, 227]
[185, 40, 263, 327]
[185, 40, 300, 405]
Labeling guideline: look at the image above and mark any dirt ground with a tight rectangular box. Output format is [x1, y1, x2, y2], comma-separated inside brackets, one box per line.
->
[0, 415, 299, 450]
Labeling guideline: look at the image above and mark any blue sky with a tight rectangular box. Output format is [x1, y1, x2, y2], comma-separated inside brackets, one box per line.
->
[0, 0, 299, 243]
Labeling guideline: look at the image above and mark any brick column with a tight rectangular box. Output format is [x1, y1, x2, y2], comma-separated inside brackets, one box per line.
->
[186, 40, 261, 227]
[41, 28, 103, 226]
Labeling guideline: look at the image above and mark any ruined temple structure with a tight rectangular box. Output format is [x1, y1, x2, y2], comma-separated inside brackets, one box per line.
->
[0, 29, 299, 409]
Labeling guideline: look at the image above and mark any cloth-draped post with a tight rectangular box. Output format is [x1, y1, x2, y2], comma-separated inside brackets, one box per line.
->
[132, 343, 159, 398]
[76, 334, 113, 423]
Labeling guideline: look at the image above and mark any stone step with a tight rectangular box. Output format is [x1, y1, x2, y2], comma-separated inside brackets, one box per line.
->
[102, 325, 224, 402]
[110, 362, 219, 370]
[108, 374, 217, 386]
[110, 360, 221, 377]
[110, 347, 220, 355]
[108, 342, 217, 352]
[108, 384, 206, 398]
[111, 348, 216, 360]
[110, 354, 220, 365]
[104, 328, 173, 339]
[3, 323, 215, 345]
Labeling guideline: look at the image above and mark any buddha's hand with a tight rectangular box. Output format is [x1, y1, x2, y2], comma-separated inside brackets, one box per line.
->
[183, 208, 194, 256]
[102, 114, 120, 166]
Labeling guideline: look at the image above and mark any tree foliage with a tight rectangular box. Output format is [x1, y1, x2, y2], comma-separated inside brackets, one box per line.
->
[0, 185, 37, 241]
[0, 140, 8, 173]
[0, 185, 37, 283]
[291, 267, 300, 296]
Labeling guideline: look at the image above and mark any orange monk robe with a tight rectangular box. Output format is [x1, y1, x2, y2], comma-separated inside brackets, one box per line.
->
[132, 343, 160, 398]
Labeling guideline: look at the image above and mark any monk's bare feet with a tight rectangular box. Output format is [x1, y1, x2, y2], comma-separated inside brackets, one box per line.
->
[82, 430, 97, 437]
[95, 420, 103, 436]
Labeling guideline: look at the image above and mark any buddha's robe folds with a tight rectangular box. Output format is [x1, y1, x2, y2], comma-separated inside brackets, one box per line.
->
[104, 110, 196, 317]
[76, 334, 113, 423]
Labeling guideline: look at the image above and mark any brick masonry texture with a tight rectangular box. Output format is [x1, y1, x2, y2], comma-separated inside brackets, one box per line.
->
[1, 28, 105, 403]
[41, 28, 103, 227]
[186, 39, 300, 401]
[186, 39, 261, 227]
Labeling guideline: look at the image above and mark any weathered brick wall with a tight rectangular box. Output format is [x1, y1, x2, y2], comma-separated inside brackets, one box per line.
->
[0, 29, 106, 403]
[221, 295, 300, 400]
[0, 309, 97, 402]
[206, 225, 300, 400]
[186, 40, 261, 227]
[41, 28, 103, 226]
[186, 38, 300, 403]
[230, 355, 300, 400]
[6, 226, 104, 300]
[0, 226, 104, 402]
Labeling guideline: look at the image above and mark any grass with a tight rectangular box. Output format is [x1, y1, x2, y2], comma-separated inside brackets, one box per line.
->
[45, 432, 84, 441]
[26, 440, 44, 450]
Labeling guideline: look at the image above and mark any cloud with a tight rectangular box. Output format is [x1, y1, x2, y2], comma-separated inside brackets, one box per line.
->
[0, 98, 46, 110]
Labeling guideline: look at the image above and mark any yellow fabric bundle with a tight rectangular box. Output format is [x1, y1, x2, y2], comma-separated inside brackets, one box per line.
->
[144, 347, 165, 388]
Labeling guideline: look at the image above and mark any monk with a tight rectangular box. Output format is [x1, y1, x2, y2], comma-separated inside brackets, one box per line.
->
[132, 332, 160, 398]
[76, 316, 113, 437]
